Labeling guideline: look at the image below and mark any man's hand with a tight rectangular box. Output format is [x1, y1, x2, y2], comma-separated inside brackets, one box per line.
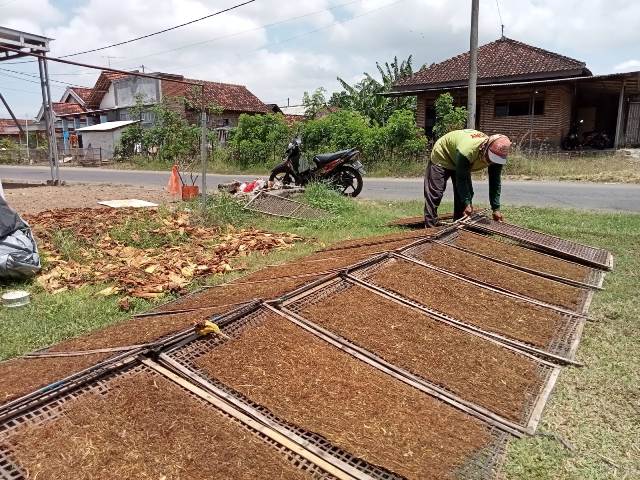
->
[463, 204, 474, 217]
[492, 210, 504, 222]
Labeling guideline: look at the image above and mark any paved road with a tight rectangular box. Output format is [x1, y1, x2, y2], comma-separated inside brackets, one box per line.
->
[2, 165, 639, 213]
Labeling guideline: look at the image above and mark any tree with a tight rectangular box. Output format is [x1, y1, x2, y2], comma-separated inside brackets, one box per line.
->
[302, 87, 329, 119]
[432, 93, 468, 139]
[332, 55, 418, 125]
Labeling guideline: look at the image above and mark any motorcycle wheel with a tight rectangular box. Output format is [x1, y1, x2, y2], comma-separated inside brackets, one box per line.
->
[269, 166, 296, 186]
[330, 165, 363, 197]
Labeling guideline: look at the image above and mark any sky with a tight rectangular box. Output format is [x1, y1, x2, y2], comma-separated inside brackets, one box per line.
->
[2, 0, 640, 118]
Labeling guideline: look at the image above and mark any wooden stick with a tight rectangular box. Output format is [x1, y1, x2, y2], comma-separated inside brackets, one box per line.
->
[143, 357, 372, 480]
[23, 344, 151, 358]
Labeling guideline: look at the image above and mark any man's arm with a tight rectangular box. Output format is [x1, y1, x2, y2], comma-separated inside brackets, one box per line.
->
[488, 163, 503, 220]
[454, 150, 473, 209]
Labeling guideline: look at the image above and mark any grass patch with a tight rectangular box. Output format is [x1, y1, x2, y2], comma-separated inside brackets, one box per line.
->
[50, 229, 88, 262]
[194, 192, 254, 228]
[501, 207, 640, 480]
[108, 211, 187, 249]
[480, 153, 640, 183]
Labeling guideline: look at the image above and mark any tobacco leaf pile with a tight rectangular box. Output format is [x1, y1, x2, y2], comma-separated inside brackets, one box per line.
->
[27, 208, 301, 298]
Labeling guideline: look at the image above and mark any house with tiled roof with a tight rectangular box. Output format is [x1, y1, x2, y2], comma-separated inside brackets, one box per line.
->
[35, 70, 269, 151]
[389, 37, 640, 148]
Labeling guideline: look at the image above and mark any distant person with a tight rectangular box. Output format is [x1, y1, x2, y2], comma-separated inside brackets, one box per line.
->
[424, 129, 511, 227]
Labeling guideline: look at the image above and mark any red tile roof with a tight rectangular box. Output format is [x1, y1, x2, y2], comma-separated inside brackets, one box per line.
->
[70, 87, 93, 103]
[395, 37, 590, 90]
[0, 119, 37, 134]
[161, 77, 269, 114]
[52, 102, 86, 116]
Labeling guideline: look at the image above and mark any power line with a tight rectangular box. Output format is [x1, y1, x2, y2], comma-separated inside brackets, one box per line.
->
[39, 0, 363, 76]
[4, 0, 258, 65]
[0, 67, 90, 88]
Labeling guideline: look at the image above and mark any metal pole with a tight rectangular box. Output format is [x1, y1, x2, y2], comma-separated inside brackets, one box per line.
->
[43, 55, 60, 184]
[0, 92, 25, 136]
[200, 85, 207, 208]
[529, 90, 535, 151]
[466, 0, 479, 129]
[37, 57, 55, 183]
[25, 118, 30, 164]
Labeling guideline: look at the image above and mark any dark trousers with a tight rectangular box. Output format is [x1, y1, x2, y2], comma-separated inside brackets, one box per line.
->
[423, 161, 471, 227]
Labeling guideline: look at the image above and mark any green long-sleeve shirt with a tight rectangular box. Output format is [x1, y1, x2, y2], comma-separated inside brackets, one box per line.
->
[455, 151, 502, 211]
[431, 129, 502, 211]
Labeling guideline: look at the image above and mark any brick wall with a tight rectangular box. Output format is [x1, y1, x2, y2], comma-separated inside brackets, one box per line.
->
[416, 85, 573, 146]
[479, 85, 572, 146]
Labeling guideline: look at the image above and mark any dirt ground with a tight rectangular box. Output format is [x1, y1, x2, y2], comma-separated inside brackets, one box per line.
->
[4, 182, 173, 215]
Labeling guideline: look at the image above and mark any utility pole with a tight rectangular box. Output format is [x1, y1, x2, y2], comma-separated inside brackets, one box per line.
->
[466, 0, 480, 129]
[25, 117, 30, 164]
[200, 85, 207, 209]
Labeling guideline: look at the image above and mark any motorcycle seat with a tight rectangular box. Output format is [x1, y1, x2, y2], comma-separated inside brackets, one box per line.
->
[313, 149, 354, 165]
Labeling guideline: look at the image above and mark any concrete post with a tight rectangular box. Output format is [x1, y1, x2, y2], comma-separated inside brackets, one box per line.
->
[43, 56, 60, 183]
[466, 0, 480, 129]
[37, 57, 55, 183]
[614, 83, 626, 149]
[200, 85, 207, 208]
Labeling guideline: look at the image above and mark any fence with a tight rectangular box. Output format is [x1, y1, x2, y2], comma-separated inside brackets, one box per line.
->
[0, 147, 103, 166]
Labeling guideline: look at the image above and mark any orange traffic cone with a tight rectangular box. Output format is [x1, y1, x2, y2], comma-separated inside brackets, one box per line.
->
[167, 164, 182, 196]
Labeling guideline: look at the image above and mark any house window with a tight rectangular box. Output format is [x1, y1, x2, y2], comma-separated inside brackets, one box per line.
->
[495, 96, 544, 117]
[141, 111, 155, 125]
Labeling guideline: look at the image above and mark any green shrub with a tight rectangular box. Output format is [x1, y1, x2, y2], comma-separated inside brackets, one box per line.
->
[433, 93, 467, 139]
[228, 113, 291, 168]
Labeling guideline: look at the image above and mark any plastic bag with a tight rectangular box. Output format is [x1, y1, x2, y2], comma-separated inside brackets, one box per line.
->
[0, 197, 40, 279]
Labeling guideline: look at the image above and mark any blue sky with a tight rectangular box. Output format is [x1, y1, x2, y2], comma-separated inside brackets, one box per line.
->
[2, 0, 640, 118]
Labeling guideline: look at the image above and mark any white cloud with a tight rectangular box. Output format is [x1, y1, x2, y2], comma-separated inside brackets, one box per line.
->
[613, 60, 640, 72]
[2, 0, 640, 116]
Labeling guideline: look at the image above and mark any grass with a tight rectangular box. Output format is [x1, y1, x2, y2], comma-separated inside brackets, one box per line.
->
[483, 152, 640, 183]
[50, 229, 88, 262]
[499, 208, 640, 479]
[0, 186, 638, 478]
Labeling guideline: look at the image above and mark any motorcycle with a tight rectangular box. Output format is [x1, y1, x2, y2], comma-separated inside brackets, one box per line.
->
[269, 137, 365, 197]
[562, 119, 611, 150]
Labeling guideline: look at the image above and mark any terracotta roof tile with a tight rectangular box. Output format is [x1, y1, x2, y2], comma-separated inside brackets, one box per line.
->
[52, 102, 86, 116]
[161, 78, 268, 113]
[395, 37, 589, 90]
[0, 119, 37, 134]
[70, 87, 94, 103]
